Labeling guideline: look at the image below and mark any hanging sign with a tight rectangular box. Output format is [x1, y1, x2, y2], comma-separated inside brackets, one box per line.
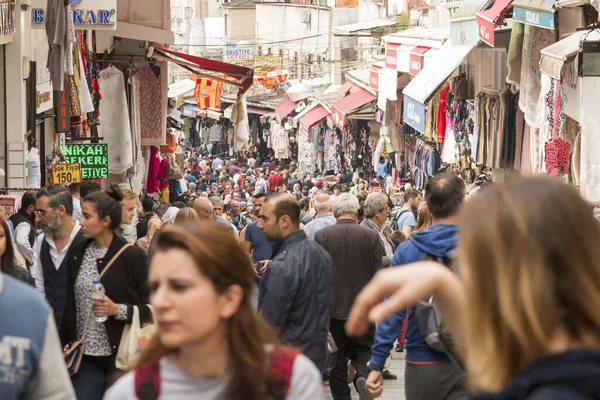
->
[385, 43, 400, 70]
[477, 16, 496, 46]
[62, 144, 109, 180]
[0, 197, 16, 217]
[224, 47, 253, 66]
[254, 55, 283, 69]
[409, 47, 429, 76]
[369, 64, 383, 90]
[512, 0, 555, 30]
[403, 95, 426, 134]
[54, 90, 71, 133]
[52, 163, 82, 185]
[31, 0, 117, 30]
[331, 106, 345, 131]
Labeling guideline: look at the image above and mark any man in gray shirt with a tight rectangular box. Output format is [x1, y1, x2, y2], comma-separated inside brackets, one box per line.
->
[393, 188, 421, 239]
[303, 193, 336, 240]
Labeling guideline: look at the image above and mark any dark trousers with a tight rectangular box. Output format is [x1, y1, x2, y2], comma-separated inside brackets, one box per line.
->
[405, 361, 469, 400]
[329, 318, 375, 400]
[71, 354, 118, 400]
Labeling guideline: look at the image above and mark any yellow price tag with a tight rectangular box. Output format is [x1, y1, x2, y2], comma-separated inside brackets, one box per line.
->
[52, 163, 82, 185]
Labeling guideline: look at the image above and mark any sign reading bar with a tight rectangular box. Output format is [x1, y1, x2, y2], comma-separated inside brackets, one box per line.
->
[32, 0, 117, 31]
[62, 144, 108, 180]
[52, 163, 82, 185]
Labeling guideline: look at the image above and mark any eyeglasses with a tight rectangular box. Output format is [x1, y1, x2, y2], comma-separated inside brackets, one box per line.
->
[35, 208, 56, 216]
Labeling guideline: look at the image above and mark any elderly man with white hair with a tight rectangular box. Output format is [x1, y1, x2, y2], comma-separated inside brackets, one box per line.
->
[361, 192, 395, 268]
[302, 193, 336, 240]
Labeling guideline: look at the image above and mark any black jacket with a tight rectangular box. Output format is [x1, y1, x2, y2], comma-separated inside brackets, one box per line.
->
[258, 230, 334, 373]
[60, 234, 151, 354]
[473, 350, 600, 400]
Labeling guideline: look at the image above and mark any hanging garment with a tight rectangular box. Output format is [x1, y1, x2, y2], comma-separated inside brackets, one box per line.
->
[437, 85, 450, 142]
[231, 93, 250, 152]
[26, 148, 41, 189]
[136, 62, 168, 146]
[579, 77, 600, 201]
[146, 147, 161, 194]
[506, 22, 525, 92]
[519, 25, 555, 127]
[195, 78, 223, 110]
[98, 66, 134, 175]
[46, 0, 67, 91]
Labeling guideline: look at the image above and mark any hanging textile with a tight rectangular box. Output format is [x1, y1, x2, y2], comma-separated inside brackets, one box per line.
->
[97, 66, 134, 175]
[136, 62, 168, 146]
[231, 92, 250, 152]
[194, 78, 223, 110]
[506, 21, 525, 92]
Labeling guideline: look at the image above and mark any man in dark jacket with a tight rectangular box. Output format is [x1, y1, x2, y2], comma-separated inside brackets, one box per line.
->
[257, 194, 334, 373]
[315, 193, 382, 400]
[367, 173, 468, 400]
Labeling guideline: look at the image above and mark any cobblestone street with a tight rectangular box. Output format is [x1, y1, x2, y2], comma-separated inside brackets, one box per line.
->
[324, 352, 406, 400]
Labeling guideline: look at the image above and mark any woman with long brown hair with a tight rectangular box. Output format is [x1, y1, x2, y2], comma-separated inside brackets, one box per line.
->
[414, 202, 433, 233]
[347, 177, 600, 399]
[105, 222, 323, 400]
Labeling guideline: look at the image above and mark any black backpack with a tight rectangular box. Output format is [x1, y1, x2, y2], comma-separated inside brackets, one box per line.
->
[414, 253, 464, 369]
[391, 210, 410, 231]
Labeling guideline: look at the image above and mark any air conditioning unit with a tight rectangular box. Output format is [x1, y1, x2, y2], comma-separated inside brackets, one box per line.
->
[301, 10, 311, 24]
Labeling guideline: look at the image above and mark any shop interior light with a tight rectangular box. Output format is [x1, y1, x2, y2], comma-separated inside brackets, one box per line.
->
[578, 40, 600, 76]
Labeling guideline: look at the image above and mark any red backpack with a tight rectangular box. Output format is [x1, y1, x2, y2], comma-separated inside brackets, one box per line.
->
[134, 347, 300, 400]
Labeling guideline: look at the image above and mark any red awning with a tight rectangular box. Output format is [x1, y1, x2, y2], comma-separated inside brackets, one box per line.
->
[299, 105, 330, 133]
[410, 46, 430, 56]
[476, 0, 513, 46]
[247, 107, 273, 115]
[332, 87, 377, 115]
[275, 96, 299, 123]
[151, 42, 254, 92]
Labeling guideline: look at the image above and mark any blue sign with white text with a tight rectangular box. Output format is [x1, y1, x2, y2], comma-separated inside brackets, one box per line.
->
[513, 6, 555, 29]
[403, 96, 426, 134]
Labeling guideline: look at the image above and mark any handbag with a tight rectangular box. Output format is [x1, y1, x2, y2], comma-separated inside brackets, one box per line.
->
[168, 157, 183, 180]
[63, 244, 132, 376]
[116, 305, 157, 370]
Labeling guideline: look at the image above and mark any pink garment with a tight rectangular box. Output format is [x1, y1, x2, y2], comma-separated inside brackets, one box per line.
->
[146, 147, 161, 194]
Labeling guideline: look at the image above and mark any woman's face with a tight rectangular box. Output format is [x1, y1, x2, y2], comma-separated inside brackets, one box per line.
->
[0, 223, 7, 259]
[80, 201, 110, 239]
[149, 249, 243, 349]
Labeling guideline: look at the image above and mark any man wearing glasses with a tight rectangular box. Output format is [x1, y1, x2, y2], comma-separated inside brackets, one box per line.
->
[33, 185, 84, 329]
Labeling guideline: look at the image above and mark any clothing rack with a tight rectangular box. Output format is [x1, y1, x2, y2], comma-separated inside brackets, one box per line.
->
[479, 85, 501, 95]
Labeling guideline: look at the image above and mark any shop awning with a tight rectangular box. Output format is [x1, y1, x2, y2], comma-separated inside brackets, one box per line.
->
[540, 30, 588, 80]
[451, 0, 494, 45]
[409, 46, 430, 76]
[403, 41, 475, 132]
[299, 105, 330, 135]
[274, 96, 299, 123]
[168, 78, 196, 98]
[151, 42, 254, 92]
[512, 0, 556, 29]
[331, 88, 377, 130]
[476, 0, 513, 46]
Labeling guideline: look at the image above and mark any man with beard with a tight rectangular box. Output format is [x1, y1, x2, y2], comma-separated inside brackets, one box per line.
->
[33, 185, 84, 329]
[257, 194, 334, 372]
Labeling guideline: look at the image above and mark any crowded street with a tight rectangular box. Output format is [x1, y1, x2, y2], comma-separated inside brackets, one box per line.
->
[1, 0, 600, 400]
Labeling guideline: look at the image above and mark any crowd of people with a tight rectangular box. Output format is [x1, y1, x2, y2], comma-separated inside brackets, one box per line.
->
[1, 147, 600, 400]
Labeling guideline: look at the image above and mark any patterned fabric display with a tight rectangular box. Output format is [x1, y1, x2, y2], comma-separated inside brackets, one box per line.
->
[545, 137, 571, 177]
[194, 78, 222, 110]
[136, 62, 168, 146]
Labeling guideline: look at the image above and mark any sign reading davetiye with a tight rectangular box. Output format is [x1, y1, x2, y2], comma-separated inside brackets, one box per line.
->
[31, 0, 117, 31]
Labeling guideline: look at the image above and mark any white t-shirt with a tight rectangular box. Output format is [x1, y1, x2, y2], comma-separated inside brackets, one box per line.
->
[104, 353, 324, 400]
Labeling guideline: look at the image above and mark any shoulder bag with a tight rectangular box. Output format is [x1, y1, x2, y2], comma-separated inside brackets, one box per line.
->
[116, 305, 157, 370]
[63, 244, 132, 376]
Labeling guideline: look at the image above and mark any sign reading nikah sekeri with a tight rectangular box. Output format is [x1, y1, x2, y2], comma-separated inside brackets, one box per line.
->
[31, 0, 117, 30]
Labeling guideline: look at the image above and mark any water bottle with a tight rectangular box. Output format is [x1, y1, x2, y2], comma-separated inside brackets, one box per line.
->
[92, 280, 108, 323]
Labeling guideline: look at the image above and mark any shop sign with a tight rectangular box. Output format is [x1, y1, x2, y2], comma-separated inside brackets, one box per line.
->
[224, 47, 253, 66]
[513, 7, 555, 29]
[385, 43, 399, 70]
[403, 95, 426, 133]
[31, 0, 117, 31]
[477, 16, 495, 46]
[369, 64, 382, 90]
[36, 81, 53, 114]
[451, 19, 480, 46]
[52, 163, 82, 185]
[409, 54, 424, 76]
[54, 90, 71, 133]
[254, 55, 283, 69]
[62, 144, 108, 180]
[0, 197, 16, 217]
[331, 106, 345, 130]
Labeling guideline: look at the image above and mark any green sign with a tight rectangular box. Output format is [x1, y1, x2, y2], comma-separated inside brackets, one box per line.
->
[62, 144, 109, 179]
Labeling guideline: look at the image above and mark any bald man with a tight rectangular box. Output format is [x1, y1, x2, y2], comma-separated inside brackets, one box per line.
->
[303, 193, 336, 240]
[193, 197, 213, 220]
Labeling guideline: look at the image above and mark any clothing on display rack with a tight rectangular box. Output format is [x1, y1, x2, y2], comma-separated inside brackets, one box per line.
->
[136, 62, 168, 146]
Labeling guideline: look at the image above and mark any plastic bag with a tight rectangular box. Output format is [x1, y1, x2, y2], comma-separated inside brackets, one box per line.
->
[116, 306, 157, 370]
[324, 332, 338, 374]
